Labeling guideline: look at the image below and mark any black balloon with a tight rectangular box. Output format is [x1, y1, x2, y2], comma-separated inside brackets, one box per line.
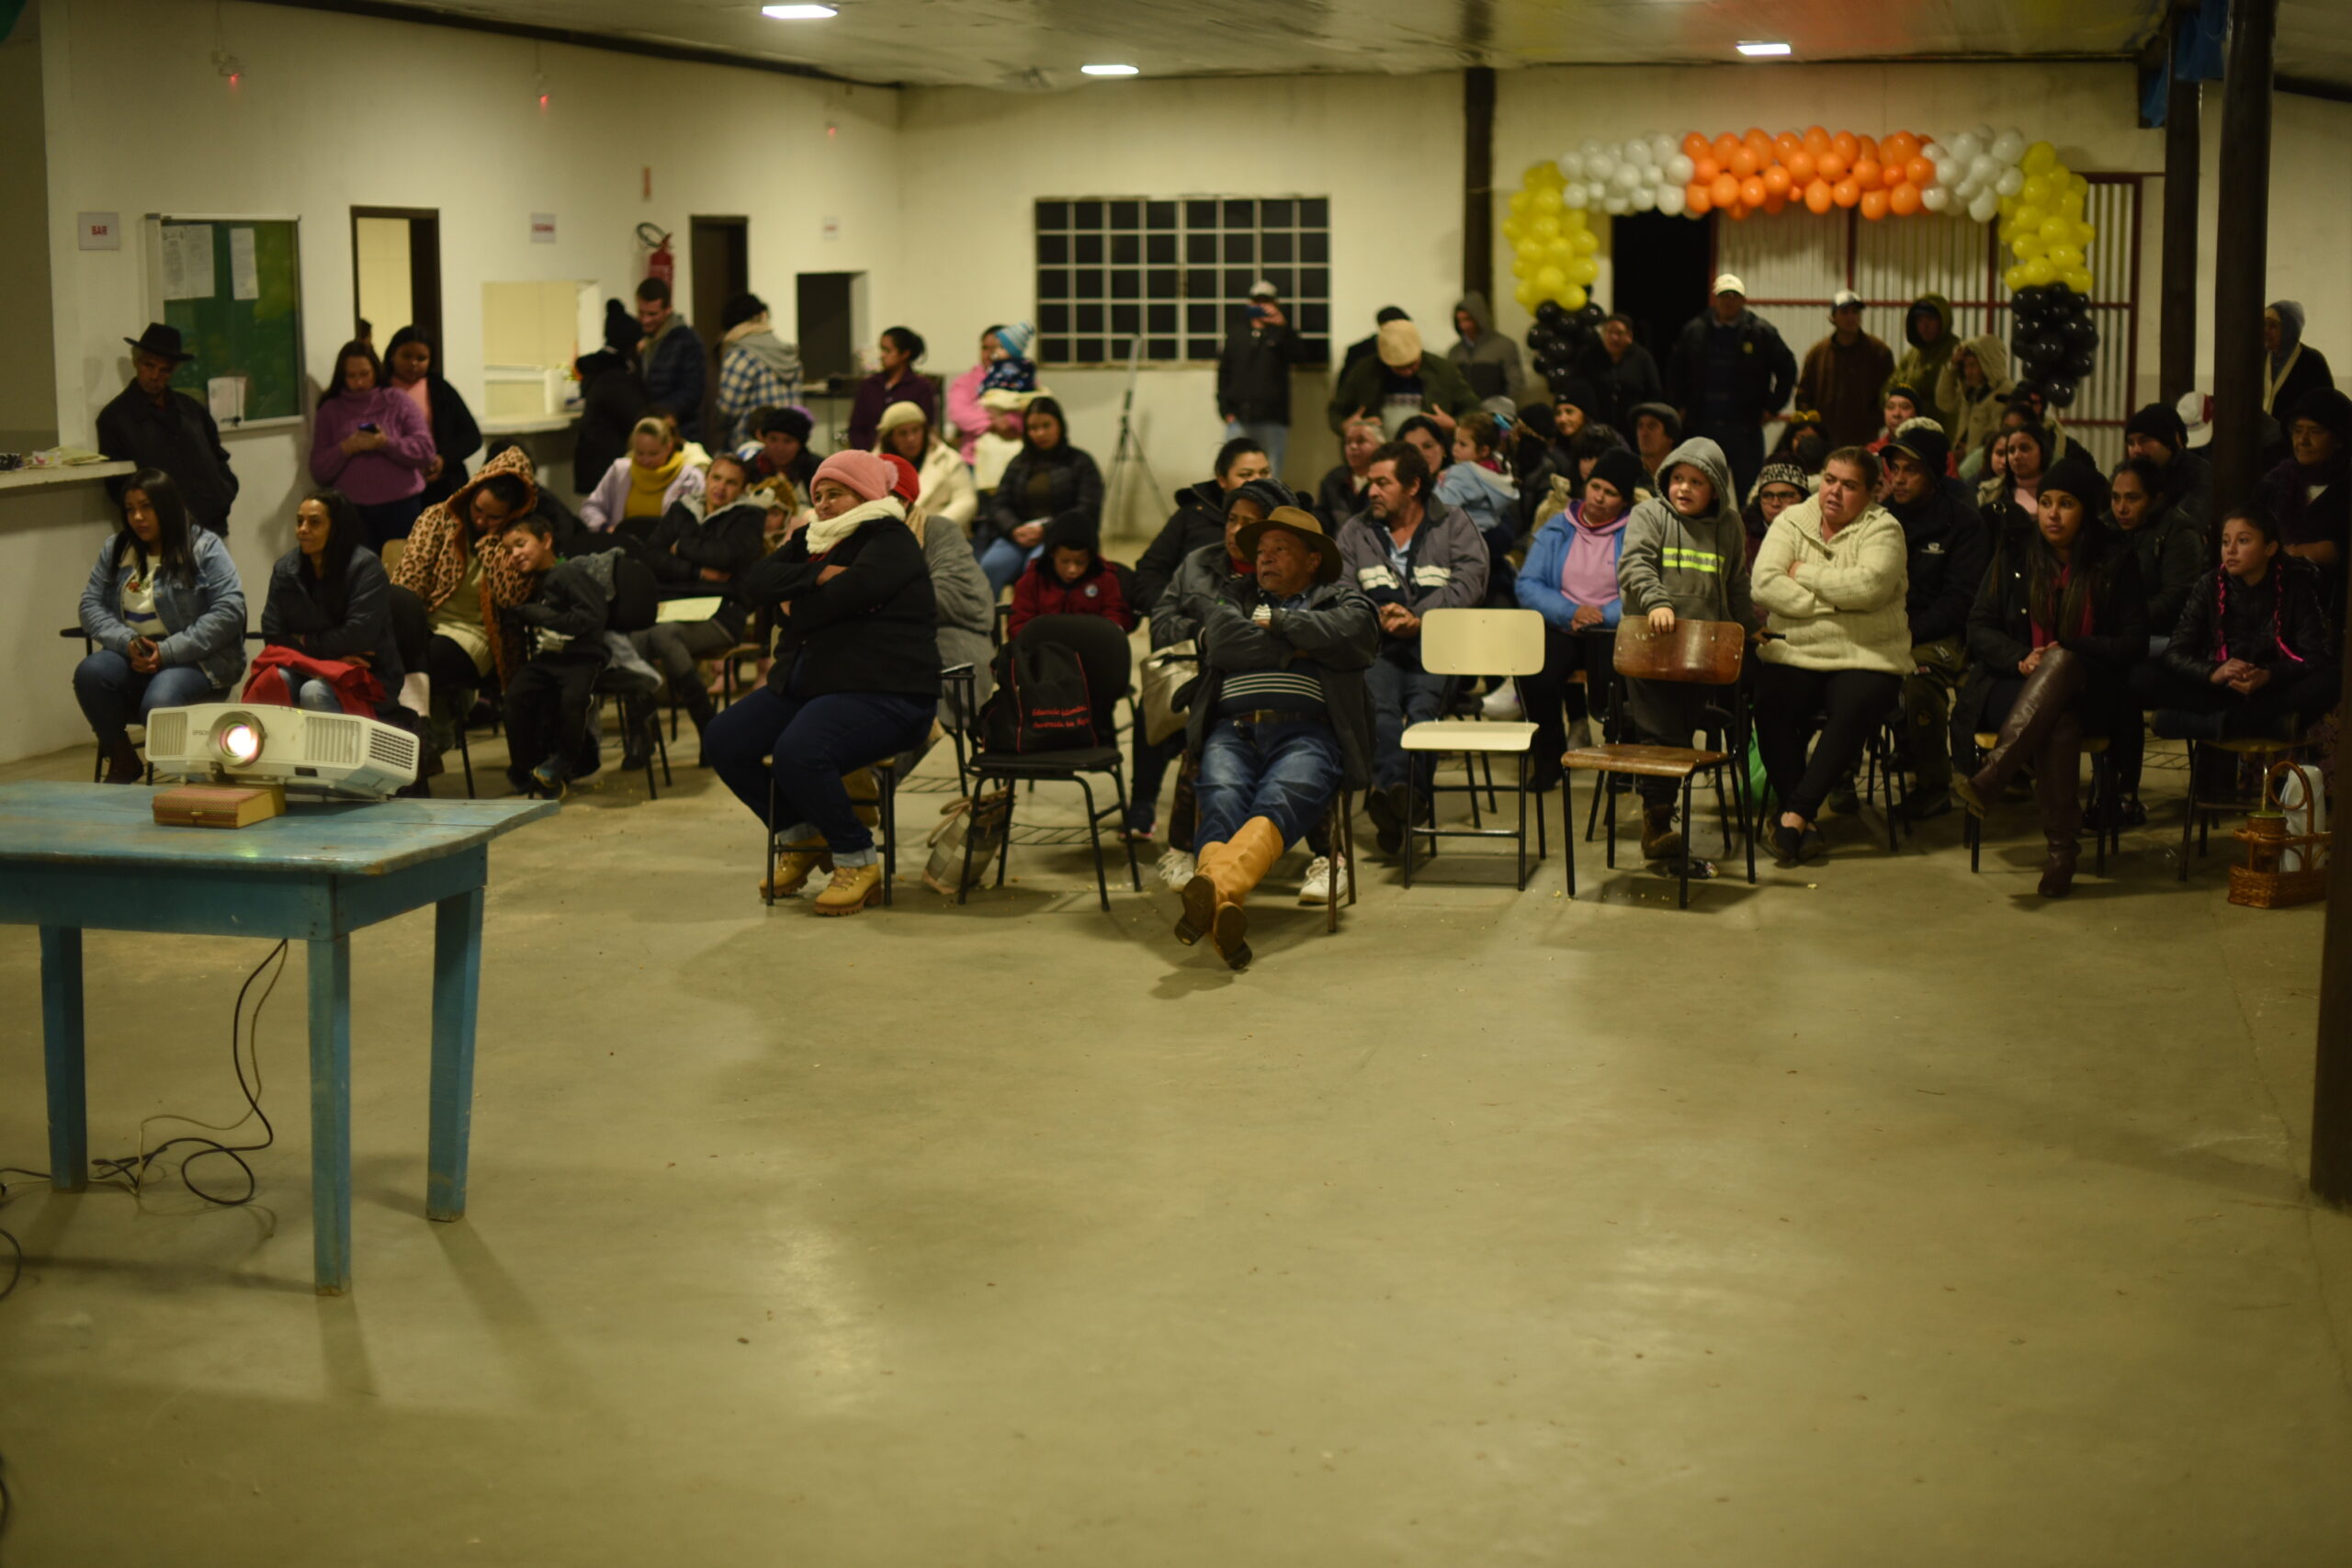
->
[2062, 348, 2096, 377]
[2042, 376, 2077, 409]
[1535, 301, 1568, 326]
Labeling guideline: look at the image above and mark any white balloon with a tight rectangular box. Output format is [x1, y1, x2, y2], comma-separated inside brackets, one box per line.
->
[1564, 183, 1589, 209]
[1615, 164, 1642, 189]
[1579, 137, 1604, 158]
[1953, 175, 1980, 201]
[1589, 152, 1618, 180]
[1921, 141, 1948, 168]
[1602, 194, 1630, 215]
[1620, 139, 1649, 168]
[1992, 129, 2026, 164]
[1657, 184, 1687, 217]
[1947, 132, 1980, 164]
[1969, 153, 1999, 184]
[1968, 189, 2000, 224]
[1666, 153, 1695, 185]
[1995, 167, 2024, 197]
[1919, 184, 1950, 212]
[1970, 122, 1996, 146]
[1630, 184, 1657, 213]
[1560, 152, 1586, 182]
[1649, 132, 1677, 166]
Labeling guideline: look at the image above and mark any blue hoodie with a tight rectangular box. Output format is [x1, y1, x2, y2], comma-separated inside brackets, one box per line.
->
[1517, 502, 1626, 633]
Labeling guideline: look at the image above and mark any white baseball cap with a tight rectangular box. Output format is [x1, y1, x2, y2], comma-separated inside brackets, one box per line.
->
[2177, 389, 2213, 449]
[1713, 273, 1747, 297]
[1247, 278, 1277, 299]
[1830, 288, 1864, 310]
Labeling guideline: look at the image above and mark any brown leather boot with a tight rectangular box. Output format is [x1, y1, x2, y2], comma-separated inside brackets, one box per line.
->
[1204, 818, 1286, 969]
[100, 738, 143, 784]
[2033, 711, 2083, 897]
[1954, 648, 2086, 816]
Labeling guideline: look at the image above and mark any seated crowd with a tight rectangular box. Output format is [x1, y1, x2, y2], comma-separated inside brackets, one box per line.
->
[72, 283, 2348, 948]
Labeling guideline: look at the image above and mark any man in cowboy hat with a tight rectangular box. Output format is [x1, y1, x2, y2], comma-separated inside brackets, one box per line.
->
[1172, 505, 1377, 970]
[95, 322, 240, 536]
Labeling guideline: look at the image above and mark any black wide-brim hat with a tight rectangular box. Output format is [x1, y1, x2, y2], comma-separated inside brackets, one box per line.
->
[125, 322, 194, 363]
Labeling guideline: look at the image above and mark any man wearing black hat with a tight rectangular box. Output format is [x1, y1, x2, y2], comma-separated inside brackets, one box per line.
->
[1879, 419, 1987, 818]
[95, 323, 240, 536]
[2122, 401, 2212, 530]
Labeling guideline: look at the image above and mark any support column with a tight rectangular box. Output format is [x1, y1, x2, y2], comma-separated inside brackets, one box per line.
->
[2159, 70, 2201, 400]
[2312, 597, 2352, 1207]
[1463, 66, 1495, 306]
[2206, 0, 2276, 511]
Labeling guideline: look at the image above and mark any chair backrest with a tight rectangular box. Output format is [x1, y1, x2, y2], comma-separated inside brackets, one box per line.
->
[1014, 614, 1131, 739]
[1611, 617, 1746, 686]
[384, 583, 432, 670]
[605, 554, 661, 635]
[1419, 607, 1544, 678]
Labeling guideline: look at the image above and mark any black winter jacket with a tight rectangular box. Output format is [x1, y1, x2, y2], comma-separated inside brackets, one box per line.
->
[1216, 315, 1303, 425]
[1317, 464, 1369, 529]
[96, 382, 240, 533]
[745, 518, 940, 700]
[634, 497, 768, 638]
[508, 560, 611, 661]
[1133, 480, 1228, 615]
[1571, 341, 1666, 446]
[413, 378, 484, 510]
[1664, 310, 1795, 427]
[2162, 558, 2334, 679]
[1150, 541, 1244, 651]
[1884, 481, 1989, 646]
[572, 350, 646, 492]
[260, 546, 404, 703]
[1959, 542, 2148, 733]
[980, 446, 1105, 549]
[1182, 570, 1381, 790]
[2115, 499, 2207, 639]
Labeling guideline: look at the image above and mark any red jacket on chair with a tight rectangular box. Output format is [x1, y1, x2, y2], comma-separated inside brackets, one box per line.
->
[243, 645, 387, 716]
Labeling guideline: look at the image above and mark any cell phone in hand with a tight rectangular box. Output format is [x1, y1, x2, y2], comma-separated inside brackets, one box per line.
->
[358, 423, 379, 433]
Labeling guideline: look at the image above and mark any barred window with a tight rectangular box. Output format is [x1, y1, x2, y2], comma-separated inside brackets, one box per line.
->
[1033, 196, 1331, 367]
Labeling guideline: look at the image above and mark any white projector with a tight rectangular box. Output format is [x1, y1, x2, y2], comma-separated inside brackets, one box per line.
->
[144, 703, 420, 799]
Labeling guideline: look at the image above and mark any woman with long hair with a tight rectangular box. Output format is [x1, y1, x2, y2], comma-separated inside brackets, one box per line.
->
[2135, 504, 2338, 736]
[383, 325, 482, 510]
[974, 395, 1103, 592]
[1952, 458, 2149, 897]
[579, 415, 706, 534]
[257, 487, 405, 718]
[847, 325, 937, 451]
[311, 337, 437, 547]
[74, 468, 248, 781]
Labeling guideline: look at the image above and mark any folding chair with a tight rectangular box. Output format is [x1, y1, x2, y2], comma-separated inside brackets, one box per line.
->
[1561, 618, 1755, 908]
[1399, 608, 1548, 891]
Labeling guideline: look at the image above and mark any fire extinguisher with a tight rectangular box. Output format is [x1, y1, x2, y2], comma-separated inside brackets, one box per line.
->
[637, 222, 673, 288]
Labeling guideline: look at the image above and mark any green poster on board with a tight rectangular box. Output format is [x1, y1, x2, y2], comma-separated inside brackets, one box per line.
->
[162, 219, 304, 424]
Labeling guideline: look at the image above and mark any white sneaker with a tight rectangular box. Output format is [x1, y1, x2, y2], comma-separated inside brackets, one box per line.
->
[1298, 852, 1343, 906]
[1481, 680, 1524, 720]
[1156, 847, 1195, 889]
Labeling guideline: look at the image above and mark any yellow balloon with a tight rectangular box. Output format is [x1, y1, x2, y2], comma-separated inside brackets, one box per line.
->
[1508, 190, 1531, 217]
[1998, 194, 2018, 219]
[1515, 280, 1541, 309]
[2075, 221, 2098, 247]
[1500, 217, 1526, 243]
[2011, 234, 2047, 262]
[1526, 161, 1563, 189]
[2011, 202, 2046, 234]
[2020, 256, 2055, 287]
[1532, 213, 1562, 240]
[1558, 284, 1589, 311]
[2039, 215, 2073, 243]
[2019, 175, 2052, 208]
[2021, 141, 2059, 175]
[2004, 263, 2028, 291]
[2061, 266, 2093, 295]
[1510, 252, 1535, 279]
[1569, 256, 1599, 286]
[1532, 186, 1564, 215]
[1571, 227, 1600, 254]
[1545, 237, 1575, 265]
[1534, 265, 1567, 294]
[2047, 243, 2084, 271]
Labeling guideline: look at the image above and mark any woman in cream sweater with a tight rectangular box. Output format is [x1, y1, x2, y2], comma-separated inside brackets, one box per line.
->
[1748, 446, 1911, 865]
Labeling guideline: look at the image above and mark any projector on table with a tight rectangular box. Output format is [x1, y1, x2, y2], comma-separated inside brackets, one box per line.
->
[144, 703, 419, 800]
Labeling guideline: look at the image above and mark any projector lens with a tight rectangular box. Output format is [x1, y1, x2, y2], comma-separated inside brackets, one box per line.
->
[218, 717, 262, 764]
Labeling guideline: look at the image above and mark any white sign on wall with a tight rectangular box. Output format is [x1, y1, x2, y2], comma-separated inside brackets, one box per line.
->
[530, 213, 558, 244]
[821, 215, 840, 243]
[78, 212, 122, 251]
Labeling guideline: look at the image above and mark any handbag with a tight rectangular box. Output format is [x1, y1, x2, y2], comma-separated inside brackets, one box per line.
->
[922, 788, 1012, 894]
[1138, 639, 1199, 744]
[980, 637, 1095, 752]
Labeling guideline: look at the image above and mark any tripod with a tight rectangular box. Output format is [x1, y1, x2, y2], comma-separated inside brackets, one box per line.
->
[1102, 335, 1163, 537]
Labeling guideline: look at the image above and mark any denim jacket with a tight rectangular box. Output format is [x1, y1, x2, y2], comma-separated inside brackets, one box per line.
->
[80, 526, 249, 691]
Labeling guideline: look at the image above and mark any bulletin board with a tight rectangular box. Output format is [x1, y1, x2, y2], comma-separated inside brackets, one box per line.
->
[147, 215, 306, 427]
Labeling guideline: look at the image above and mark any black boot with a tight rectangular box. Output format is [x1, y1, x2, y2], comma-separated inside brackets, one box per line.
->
[2034, 712, 2083, 897]
[619, 695, 652, 771]
[100, 738, 143, 784]
[1954, 649, 2087, 816]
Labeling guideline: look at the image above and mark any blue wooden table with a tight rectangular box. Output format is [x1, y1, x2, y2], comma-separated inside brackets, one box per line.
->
[0, 783, 554, 1294]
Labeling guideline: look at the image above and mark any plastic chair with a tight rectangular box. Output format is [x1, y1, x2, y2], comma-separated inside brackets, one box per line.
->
[1399, 608, 1547, 890]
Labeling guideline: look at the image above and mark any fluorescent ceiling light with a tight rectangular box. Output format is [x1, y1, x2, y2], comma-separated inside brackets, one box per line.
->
[1736, 40, 1792, 56]
[762, 4, 837, 18]
[1080, 63, 1139, 76]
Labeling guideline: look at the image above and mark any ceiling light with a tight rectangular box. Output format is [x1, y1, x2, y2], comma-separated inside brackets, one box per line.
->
[1080, 63, 1139, 76]
[1736, 40, 1792, 57]
[762, 4, 837, 18]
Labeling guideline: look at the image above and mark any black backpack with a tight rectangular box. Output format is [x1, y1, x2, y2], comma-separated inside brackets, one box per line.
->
[981, 636, 1095, 752]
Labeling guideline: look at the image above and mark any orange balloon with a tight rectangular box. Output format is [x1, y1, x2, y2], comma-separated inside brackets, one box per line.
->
[1815, 151, 1849, 182]
[1904, 155, 1934, 187]
[1762, 164, 1793, 197]
[1856, 134, 1880, 164]
[1774, 131, 1802, 161]
[1832, 178, 1860, 209]
[1764, 191, 1788, 215]
[1693, 156, 1721, 184]
[1852, 157, 1883, 190]
[1740, 175, 1769, 208]
[1804, 125, 1830, 154]
[1860, 188, 1890, 220]
[1728, 203, 1750, 222]
[1713, 132, 1740, 164]
[1883, 132, 1919, 165]
[1831, 130, 1860, 163]
[1685, 180, 1713, 215]
[1746, 130, 1772, 164]
[1681, 131, 1710, 160]
[1729, 146, 1758, 177]
[1804, 178, 1834, 214]
[1785, 149, 1816, 182]
[1888, 181, 1922, 216]
[1711, 172, 1741, 208]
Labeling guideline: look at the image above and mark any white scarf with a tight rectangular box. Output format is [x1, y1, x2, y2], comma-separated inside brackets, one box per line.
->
[805, 494, 907, 556]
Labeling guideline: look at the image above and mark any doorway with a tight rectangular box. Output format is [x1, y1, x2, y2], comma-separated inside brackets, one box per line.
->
[1609, 210, 1712, 366]
[795, 272, 858, 388]
[350, 207, 441, 348]
[688, 215, 749, 439]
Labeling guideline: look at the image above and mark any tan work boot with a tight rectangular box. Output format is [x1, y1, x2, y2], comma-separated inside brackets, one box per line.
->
[759, 839, 833, 899]
[842, 767, 882, 828]
[812, 863, 885, 916]
[1640, 805, 1684, 863]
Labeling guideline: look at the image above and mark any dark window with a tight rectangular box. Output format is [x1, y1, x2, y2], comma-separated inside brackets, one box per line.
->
[1036, 195, 1332, 365]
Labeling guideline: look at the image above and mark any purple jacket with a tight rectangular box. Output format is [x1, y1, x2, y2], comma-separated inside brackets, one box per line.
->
[311, 388, 435, 505]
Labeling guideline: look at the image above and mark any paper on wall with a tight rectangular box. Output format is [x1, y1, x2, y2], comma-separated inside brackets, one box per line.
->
[207, 378, 245, 424]
[229, 227, 259, 300]
[161, 224, 216, 300]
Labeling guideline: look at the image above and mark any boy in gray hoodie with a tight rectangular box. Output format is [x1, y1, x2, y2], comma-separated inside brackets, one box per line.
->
[1614, 435, 1753, 863]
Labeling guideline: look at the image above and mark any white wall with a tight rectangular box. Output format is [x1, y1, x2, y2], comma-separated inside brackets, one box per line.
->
[899, 73, 1464, 534]
[2193, 90, 2352, 395]
[0, 26, 57, 447]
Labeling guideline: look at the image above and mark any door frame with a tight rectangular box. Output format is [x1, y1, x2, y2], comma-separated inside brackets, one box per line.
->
[349, 206, 443, 348]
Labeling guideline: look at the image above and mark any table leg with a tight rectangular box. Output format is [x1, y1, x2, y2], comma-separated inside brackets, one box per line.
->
[40, 927, 87, 1192]
[308, 934, 353, 1295]
[426, 886, 484, 1224]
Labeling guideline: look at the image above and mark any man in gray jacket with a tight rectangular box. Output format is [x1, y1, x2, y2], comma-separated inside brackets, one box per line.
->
[1336, 443, 1489, 852]
[1615, 435, 1753, 863]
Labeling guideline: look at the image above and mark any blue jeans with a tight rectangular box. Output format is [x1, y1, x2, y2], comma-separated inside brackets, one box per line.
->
[978, 536, 1042, 594]
[1224, 419, 1288, 479]
[1196, 715, 1343, 846]
[704, 684, 937, 865]
[295, 679, 344, 712]
[73, 650, 218, 746]
[1363, 650, 1449, 792]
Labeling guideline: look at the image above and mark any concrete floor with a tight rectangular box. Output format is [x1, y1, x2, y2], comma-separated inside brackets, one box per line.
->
[2, 722, 2349, 1565]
